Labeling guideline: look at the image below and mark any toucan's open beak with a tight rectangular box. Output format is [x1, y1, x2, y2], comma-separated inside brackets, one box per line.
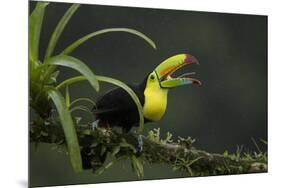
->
[154, 54, 201, 88]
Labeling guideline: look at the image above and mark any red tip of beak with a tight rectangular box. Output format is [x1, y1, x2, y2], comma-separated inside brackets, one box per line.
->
[184, 54, 200, 65]
[192, 79, 202, 85]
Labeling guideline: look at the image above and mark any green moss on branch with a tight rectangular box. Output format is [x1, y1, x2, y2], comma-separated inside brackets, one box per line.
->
[30, 121, 267, 177]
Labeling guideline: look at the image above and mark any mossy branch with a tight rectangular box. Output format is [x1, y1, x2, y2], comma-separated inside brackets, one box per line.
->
[30, 119, 267, 177]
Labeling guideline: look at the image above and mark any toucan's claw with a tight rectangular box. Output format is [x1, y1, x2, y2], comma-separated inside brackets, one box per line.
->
[137, 135, 144, 152]
[91, 119, 100, 131]
[129, 133, 144, 152]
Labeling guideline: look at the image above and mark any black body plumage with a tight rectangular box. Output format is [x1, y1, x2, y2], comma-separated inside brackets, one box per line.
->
[93, 78, 148, 132]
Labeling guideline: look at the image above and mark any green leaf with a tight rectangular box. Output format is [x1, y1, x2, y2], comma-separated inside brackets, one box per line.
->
[29, 2, 49, 64]
[251, 137, 261, 153]
[45, 4, 80, 59]
[70, 105, 91, 114]
[111, 146, 120, 157]
[45, 55, 99, 91]
[70, 98, 96, 108]
[48, 70, 60, 84]
[47, 87, 82, 173]
[260, 139, 267, 145]
[65, 85, 70, 108]
[186, 157, 203, 167]
[130, 155, 144, 178]
[55, 75, 145, 132]
[61, 28, 157, 55]
[56, 76, 86, 91]
[119, 142, 137, 153]
[101, 145, 107, 156]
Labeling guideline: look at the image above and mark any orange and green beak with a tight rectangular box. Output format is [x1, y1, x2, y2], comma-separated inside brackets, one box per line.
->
[154, 54, 201, 88]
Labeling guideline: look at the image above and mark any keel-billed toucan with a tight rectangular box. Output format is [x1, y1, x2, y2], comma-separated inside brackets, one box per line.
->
[93, 54, 201, 132]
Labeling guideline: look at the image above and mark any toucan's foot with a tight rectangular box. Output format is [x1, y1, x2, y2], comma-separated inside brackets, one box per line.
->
[91, 119, 100, 131]
[126, 132, 144, 152]
[137, 135, 144, 152]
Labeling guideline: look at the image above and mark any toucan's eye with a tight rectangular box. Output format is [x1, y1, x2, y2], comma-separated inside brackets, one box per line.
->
[150, 75, 155, 80]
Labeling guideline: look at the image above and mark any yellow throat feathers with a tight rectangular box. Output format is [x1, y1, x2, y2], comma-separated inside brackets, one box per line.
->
[143, 77, 168, 122]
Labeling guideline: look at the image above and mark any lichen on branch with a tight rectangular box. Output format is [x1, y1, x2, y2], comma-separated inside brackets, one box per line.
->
[30, 119, 267, 177]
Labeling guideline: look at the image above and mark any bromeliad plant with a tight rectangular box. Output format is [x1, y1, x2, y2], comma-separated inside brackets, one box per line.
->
[29, 2, 156, 173]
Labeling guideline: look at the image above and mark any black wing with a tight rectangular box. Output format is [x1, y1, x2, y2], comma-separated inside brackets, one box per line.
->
[93, 84, 145, 115]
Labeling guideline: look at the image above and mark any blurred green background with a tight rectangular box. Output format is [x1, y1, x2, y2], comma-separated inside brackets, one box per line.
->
[29, 1, 267, 187]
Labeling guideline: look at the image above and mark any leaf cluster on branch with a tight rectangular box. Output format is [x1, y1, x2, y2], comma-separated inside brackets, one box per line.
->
[29, 2, 156, 173]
